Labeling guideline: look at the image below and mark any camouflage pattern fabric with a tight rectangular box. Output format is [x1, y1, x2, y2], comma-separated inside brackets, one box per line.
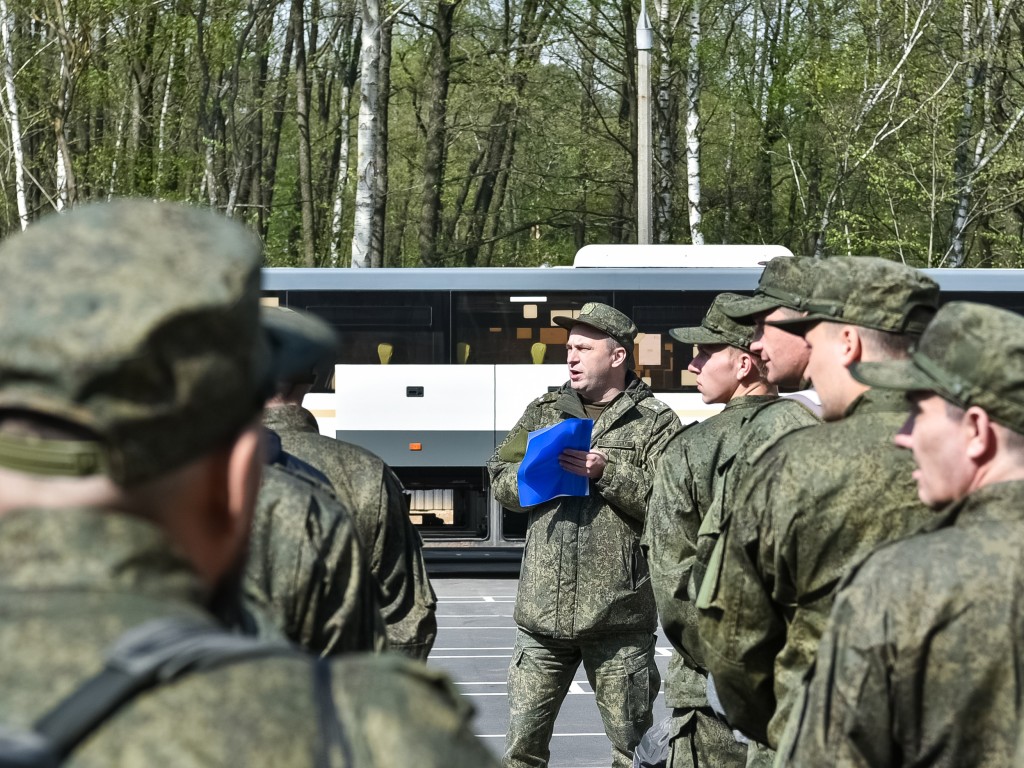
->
[264, 403, 437, 659]
[644, 395, 776, 708]
[489, 373, 680, 768]
[506, 628, 658, 768]
[0, 506, 499, 768]
[643, 396, 816, 768]
[697, 388, 936, 748]
[777, 480, 1024, 767]
[244, 462, 387, 656]
[489, 374, 681, 639]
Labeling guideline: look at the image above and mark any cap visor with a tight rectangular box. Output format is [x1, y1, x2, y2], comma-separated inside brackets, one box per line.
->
[721, 294, 780, 320]
[669, 326, 733, 346]
[848, 360, 938, 392]
[261, 307, 338, 381]
[764, 314, 822, 336]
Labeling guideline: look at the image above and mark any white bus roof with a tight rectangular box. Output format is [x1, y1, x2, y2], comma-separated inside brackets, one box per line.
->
[573, 244, 794, 268]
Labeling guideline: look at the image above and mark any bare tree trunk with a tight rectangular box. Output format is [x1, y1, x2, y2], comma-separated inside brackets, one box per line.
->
[0, 0, 28, 228]
[292, 0, 316, 265]
[369, 13, 391, 268]
[329, 12, 361, 268]
[654, 0, 678, 243]
[51, 0, 77, 210]
[418, 0, 458, 266]
[351, 0, 380, 268]
[260, 9, 295, 241]
[684, 0, 702, 244]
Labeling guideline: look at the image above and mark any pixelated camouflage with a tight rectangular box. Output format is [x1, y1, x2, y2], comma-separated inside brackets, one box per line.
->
[244, 462, 387, 656]
[643, 396, 780, 768]
[490, 373, 680, 768]
[767, 256, 939, 335]
[668, 294, 758, 351]
[721, 257, 822, 320]
[697, 389, 937, 748]
[489, 375, 680, 638]
[553, 302, 639, 355]
[777, 480, 1024, 767]
[0, 200, 329, 486]
[506, 629, 659, 768]
[851, 300, 1024, 436]
[0, 506, 498, 768]
[264, 404, 438, 659]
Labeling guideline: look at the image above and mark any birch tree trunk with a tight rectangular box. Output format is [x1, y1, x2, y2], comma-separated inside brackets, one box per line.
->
[351, 0, 380, 268]
[329, 14, 361, 268]
[0, 0, 28, 229]
[369, 14, 391, 267]
[684, 0, 702, 244]
[52, 0, 77, 210]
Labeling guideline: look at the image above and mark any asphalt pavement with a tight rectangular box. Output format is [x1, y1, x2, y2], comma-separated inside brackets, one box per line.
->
[427, 576, 672, 768]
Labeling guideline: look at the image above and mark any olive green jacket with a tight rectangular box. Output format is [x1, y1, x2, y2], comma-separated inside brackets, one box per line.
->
[245, 463, 387, 656]
[0, 507, 498, 768]
[643, 394, 778, 707]
[698, 388, 936, 747]
[489, 375, 681, 639]
[265, 404, 437, 659]
[778, 480, 1024, 768]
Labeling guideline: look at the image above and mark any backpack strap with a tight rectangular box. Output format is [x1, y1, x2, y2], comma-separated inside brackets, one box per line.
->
[34, 616, 294, 757]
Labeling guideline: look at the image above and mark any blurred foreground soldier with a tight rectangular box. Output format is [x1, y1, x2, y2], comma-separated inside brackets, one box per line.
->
[642, 293, 776, 768]
[0, 200, 498, 767]
[244, 453, 388, 656]
[699, 257, 941, 751]
[779, 302, 1024, 768]
[263, 318, 438, 659]
[489, 302, 682, 768]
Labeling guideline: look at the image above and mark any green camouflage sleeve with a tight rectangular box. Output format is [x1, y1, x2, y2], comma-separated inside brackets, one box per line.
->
[372, 465, 438, 659]
[595, 406, 681, 522]
[697, 448, 787, 744]
[643, 433, 703, 668]
[331, 653, 502, 767]
[776, 567, 895, 767]
[487, 400, 546, 512]
[246, 465, 388, 657]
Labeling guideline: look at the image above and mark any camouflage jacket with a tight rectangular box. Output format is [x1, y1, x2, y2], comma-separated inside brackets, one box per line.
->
[245, 462, 387, 656]
[265, 404, 437, 659]
[643, 394, 777, 708]
[698, 388, 936, 747]
[489, 375, 681, 638]
[0, 507, 499, 768]
[778, 480, 1024, 768]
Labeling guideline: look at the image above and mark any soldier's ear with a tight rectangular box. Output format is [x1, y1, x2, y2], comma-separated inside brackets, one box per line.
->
[964, 406, 996, 464]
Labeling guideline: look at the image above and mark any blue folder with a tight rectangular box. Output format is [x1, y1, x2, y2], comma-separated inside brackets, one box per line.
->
[517, 418, 594, 506]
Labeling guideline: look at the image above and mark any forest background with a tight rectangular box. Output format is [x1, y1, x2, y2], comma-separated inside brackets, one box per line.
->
[0, 0, 1022, 268]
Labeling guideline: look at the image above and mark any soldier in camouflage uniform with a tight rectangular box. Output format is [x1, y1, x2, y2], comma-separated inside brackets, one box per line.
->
[642, 293, 779, 768]
[244, 458, 388, 655]
[778, 301, 1024, 767]
[489, 302, 682, 768]
[698, 257, 941, 751]
[263, 344, 438, 659]
[0, 200, 498, 767]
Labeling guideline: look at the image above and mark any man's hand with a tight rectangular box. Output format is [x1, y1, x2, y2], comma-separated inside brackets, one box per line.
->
[559, 448, 608, 479]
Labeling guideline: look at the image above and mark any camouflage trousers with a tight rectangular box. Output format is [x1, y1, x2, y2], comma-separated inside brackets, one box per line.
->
[504, 628, 660, 768]
[661, 708, 748, 768]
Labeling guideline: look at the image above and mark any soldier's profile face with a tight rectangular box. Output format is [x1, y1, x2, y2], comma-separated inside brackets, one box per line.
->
[802, 321, 850, 421]
[894, 393, 973, 508]
[688, 344, 739, 404]
[750, 308, 811, 387]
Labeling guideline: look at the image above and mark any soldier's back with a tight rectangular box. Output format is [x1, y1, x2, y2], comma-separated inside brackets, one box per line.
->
[246, 463, 386, 655]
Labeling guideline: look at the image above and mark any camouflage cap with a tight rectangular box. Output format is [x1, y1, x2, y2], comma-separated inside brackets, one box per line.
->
[767, 256, 939, 335]
[721, 256, 822, 320]
[0, 199, 336, 486]
[851, 302, 1024, 435]
[669, 293, 756, 351]
[553, 302, 638, 355]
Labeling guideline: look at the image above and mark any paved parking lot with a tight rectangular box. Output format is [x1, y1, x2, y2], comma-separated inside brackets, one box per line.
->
[427, 576, 672, 767]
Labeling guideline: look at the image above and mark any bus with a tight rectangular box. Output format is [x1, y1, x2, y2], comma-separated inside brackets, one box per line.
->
[261, 247, 1024, 570]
